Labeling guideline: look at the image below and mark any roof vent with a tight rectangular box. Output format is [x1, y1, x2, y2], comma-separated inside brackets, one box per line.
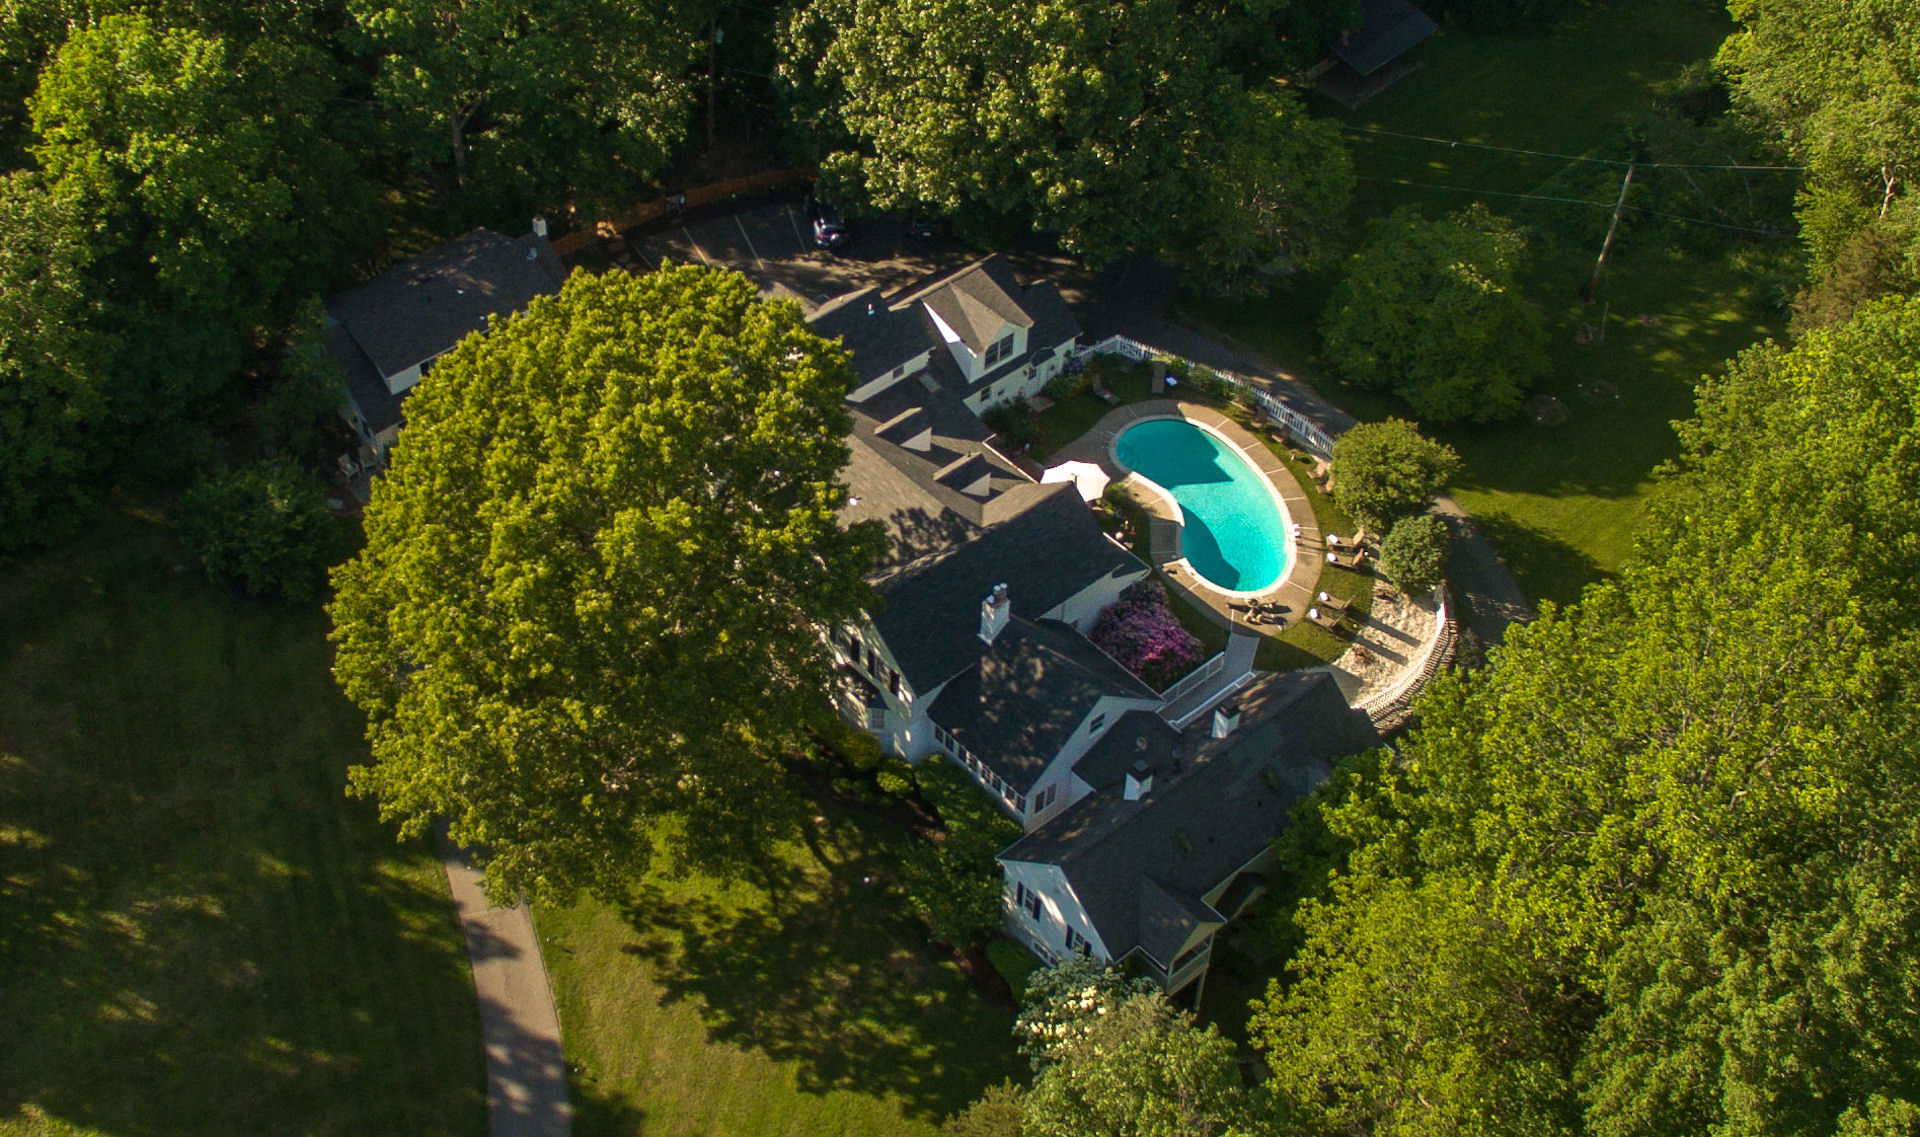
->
[867, 301, 877, 316]
[1124, 759, 1154, 801]
[531, 215, 549, 239]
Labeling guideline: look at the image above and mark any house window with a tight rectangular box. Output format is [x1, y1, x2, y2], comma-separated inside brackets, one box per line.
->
[887, 669, 902, 697]
[1015, 793, 1026, 813]
[1016, 882, 1042, 920]
[865, 706, 886, 731]
[1065, 926, 1087, 952]
[984, 332, 1016, 368]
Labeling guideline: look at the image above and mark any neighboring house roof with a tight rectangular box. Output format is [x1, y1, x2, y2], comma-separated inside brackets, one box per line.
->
[929, 617, 1156, 794]
[1330, 0, 1438, 76]
[870, 485, 1144, 691]
[810, 287, 931, 385]
[327, 228, 564, 382]
[1002, 671, 1379, 968]
[329, 319, 405, 436]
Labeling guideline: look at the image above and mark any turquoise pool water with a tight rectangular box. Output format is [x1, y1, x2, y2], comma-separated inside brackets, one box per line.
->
[1115, 418, 1289, 592]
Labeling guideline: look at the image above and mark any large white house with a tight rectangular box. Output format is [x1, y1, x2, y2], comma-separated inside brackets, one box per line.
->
[811, 255, 1380, 1001]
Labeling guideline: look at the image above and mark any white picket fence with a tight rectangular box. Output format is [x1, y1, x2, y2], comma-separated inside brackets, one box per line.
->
[1075, 335, 1336, 457]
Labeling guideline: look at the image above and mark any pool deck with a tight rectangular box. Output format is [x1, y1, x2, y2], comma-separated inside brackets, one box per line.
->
[1050, 400, 1327, 637]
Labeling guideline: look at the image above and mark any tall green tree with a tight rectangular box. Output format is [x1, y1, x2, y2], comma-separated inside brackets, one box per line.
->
[782, 0, 1350, 278]
[0, 172, 114, 552]
[1718, 0, 1920, 274]
[329, 266, 886, 902]
[1254, 295, 1920, 1137]
[29, 14, 370, 428]
[1180, 86, 1353, 296]
[1328, 418, 1459, 533]
[344, 0, 695, 207]
[1026, 994, 1268, 1137]
[1320, 206, 1547, 423]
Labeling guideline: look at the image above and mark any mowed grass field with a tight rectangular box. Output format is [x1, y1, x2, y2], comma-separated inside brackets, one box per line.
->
[0, 513, 483, 1136]
[539, 810, 1021, 1137]
[1190, 0, 1798, 606]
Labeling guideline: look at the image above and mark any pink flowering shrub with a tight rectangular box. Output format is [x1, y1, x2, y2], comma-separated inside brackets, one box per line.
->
[1091, 581, 1206, 690]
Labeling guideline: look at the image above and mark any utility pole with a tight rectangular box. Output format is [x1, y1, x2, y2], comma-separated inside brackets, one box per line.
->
[706, 22, 721, 154]
[1583, 163, 1634, 302]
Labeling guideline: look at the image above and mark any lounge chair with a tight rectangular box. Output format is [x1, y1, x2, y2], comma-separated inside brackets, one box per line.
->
[1308, 607, 1343, 631]
[1316, 591, 1350, 614]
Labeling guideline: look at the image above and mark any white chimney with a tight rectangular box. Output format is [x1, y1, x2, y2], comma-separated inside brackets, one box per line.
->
[979, 583, 1010, 644]
[531, 215, 549, 239]
[1212, 702, 1242, 739]
[1124, 758, 1154, 801]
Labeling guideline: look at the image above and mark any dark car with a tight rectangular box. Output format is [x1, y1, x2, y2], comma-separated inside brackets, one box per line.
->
[905, 216, 943, 240]
[807, 198, 849, 250]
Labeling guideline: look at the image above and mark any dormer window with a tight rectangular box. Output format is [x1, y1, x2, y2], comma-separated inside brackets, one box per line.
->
[983, 331, 1016, 367]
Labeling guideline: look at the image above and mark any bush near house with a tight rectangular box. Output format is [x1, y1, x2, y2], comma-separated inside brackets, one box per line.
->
[1379, 514, 1452, 596]
[1091, 580, 1206, 691]
[176, 460, 344, 602]
[902, 759, 1024, 949]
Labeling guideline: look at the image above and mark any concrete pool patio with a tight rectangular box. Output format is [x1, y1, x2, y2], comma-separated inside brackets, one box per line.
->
[1050, 400, 1329, 630]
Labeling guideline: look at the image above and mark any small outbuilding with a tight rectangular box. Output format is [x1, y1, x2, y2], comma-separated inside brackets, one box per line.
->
[1312, 0, 1439, 107]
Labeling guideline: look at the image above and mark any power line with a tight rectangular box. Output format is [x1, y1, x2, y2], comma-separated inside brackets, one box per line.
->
[1340, 124, 1803, 172]
[1354, 175, 1792, 237]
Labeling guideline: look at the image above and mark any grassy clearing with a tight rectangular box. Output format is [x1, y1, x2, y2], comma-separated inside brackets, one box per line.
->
[1187, 0, 1796, 607]
[1026, 364, 1155, 462]
[538, 808, 1020, 1137]
[0, 513, 484, 1137]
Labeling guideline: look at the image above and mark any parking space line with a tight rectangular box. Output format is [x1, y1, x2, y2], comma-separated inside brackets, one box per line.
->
[785, 204, 810, 253]
[683, 227, 712, 266]
[735, 214, 767, 273]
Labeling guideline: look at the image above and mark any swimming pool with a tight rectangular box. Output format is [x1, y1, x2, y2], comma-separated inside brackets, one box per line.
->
[1114, 418, 1290, 593]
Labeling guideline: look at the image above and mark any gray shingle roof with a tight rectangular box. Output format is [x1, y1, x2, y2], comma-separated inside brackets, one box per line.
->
[326, 228, 563, 381]
[928, 617, 1155, 794]
[1330, 0, 1438, 76]
[870, 485, 1145, 691]
[909, 256, 1034, 354]
[810, 288, 931, 384]
[1001, 671, 1379, 967]
[329, 319, 404, 435]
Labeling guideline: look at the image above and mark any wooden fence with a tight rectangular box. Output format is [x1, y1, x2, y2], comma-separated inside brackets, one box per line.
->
[549, 167, 814, 256]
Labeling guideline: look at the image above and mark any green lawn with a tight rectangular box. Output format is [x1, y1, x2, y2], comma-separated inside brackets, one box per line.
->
[537, 809, 1020, 1137]
[0, 513, 484, 1136]
[1187, 0, 1797, 607]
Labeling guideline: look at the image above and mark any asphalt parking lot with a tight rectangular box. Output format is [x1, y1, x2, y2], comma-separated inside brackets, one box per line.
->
[610, 198, 1066, 311]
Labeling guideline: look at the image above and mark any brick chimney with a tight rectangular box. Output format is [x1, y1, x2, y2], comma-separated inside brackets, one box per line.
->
[979, 582, 1010, 644]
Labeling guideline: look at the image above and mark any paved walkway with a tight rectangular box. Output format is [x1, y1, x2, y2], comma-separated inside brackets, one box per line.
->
[441, 840, 572, 1137]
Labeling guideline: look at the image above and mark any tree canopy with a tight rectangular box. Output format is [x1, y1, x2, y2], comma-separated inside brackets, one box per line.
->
[781, 0, 1351, 282]
[1329, 418, 1459, 533]
[1320, 206, 1547, 423]
[344, 0, 696, 208]
[0, 172, 112, 552]
[1377, 513, 1449, 596]
[1253, 294, 1920, 1137]
[329, 265, 885, 902]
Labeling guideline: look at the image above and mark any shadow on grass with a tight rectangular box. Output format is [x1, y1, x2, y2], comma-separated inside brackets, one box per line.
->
[570, 1080, 652, 1137]
[1469, 512, 1609, 609]
[613, 820, 1017, 1123]
[0, 514, 484, 1136]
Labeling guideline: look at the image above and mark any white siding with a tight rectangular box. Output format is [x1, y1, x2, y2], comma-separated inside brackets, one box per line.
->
[1047, 565, 1149, 634]
[1001, 861, 1112, 964]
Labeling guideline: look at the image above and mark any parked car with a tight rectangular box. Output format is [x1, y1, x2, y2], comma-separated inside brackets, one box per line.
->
[905, 215, 944, 240]
[807, 198, 849, 250]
